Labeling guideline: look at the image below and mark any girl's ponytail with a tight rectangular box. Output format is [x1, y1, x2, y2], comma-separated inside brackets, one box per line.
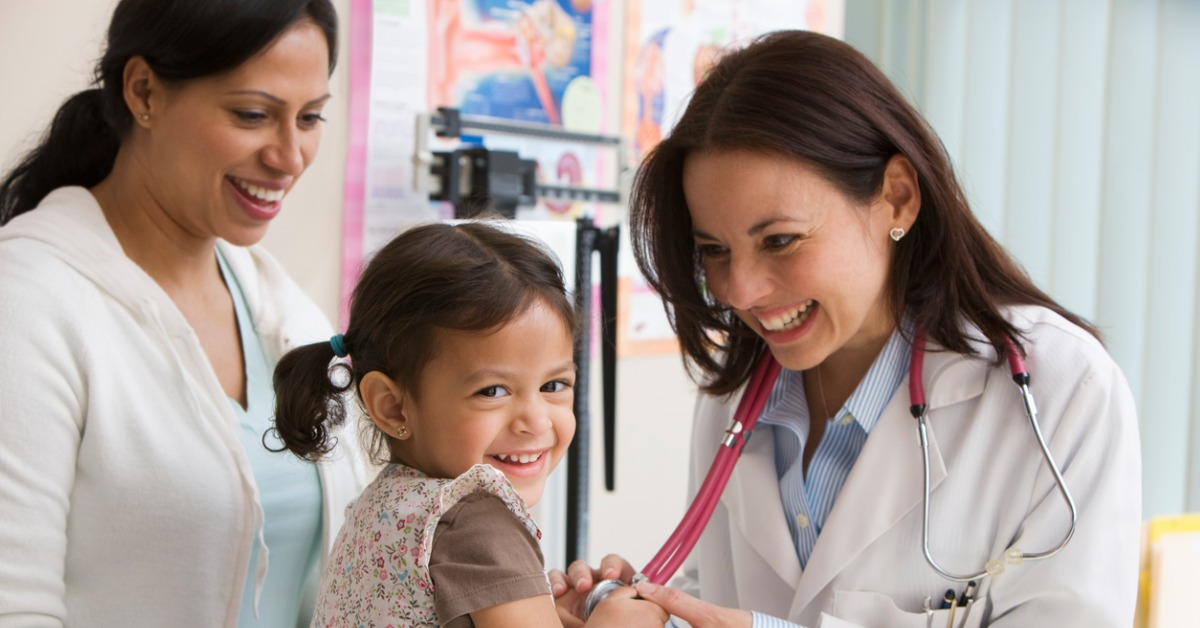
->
[0, 88, 120, 224]
[270, 340, 352, 461]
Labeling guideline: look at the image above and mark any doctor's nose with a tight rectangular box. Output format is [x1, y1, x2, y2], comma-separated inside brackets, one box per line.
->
[721, 254, 774, 312]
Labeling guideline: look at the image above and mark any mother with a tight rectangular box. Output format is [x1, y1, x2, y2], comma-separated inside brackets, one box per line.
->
[0, 1, 365, 626]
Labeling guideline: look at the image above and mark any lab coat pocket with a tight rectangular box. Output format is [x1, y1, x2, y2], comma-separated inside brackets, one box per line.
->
[827, 590, 984, 628]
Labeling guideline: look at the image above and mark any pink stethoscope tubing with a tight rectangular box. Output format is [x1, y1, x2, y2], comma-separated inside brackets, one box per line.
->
[638, 351, 783, 584]
[581, 353, 782, 618]
[910, 331, 1077, 582]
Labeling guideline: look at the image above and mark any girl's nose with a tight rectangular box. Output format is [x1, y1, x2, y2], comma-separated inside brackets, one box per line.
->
[512, 399, 553, 435]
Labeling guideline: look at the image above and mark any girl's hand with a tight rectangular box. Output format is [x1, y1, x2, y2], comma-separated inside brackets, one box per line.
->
[553, 584, 585, 627]
[548, 554, 636, 598]
[634, 581, 753, 628]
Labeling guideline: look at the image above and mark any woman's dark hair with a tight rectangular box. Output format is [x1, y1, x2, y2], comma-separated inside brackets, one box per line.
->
[272, 221, 579, 463]
[629, 30, 1099, 396]
[0, 0, 338, 224]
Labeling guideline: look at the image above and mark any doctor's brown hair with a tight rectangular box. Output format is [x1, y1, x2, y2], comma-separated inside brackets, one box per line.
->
[629, 30, 1099, 396]
[270, 221, 578, 463]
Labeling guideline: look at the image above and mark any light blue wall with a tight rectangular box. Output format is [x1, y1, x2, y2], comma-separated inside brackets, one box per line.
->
[845, 0, 1200, 517]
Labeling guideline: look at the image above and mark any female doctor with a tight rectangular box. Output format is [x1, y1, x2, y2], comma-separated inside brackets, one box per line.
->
[552, 30, 1141, 627]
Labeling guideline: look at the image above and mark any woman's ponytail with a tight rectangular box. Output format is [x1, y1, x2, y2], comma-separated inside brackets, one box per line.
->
[0, 88, 120, 224]
[269, 340, 353, 461]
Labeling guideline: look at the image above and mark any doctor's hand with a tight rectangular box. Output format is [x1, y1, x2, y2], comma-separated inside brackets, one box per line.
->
[549, 554, 637, 599]
[634, 581, 753, 628]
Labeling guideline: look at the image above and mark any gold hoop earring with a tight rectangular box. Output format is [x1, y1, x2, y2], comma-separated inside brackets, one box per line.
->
[889, 227, 906, 242]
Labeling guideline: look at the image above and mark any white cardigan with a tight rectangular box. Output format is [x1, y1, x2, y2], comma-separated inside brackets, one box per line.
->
[674, 305, 1141, 627]
[0, 187, 367, 627]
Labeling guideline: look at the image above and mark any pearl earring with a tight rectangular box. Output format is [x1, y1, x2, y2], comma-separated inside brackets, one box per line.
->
[889, 227, 905, 242]
[139, 113, 150, 122]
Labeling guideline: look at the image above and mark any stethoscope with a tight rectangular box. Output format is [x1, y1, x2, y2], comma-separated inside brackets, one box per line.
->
[584, 330, 1078, 617]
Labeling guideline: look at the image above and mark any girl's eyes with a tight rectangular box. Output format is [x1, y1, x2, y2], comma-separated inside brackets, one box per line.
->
[477, 386, 510, 399]
[540, 380, 572, 393]
[479, 381, 571, 396]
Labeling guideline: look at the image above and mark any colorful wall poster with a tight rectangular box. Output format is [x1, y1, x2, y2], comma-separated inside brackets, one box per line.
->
[428, 0, 615, 222]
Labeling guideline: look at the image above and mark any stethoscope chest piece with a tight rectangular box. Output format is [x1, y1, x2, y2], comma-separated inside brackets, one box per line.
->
[582, 577, 638, 619]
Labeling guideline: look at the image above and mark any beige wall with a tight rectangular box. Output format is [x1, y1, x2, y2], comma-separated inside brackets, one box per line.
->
[0, 0, 695, 570]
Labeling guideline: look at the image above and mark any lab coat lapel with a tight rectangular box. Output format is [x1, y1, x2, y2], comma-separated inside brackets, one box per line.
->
[788, 347, 986, 617]
[721, 420, 803, 589]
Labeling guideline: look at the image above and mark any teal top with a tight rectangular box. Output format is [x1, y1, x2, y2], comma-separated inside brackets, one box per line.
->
[218, 251, 324, 627]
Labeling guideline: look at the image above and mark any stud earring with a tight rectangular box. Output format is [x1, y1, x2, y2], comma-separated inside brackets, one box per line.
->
[396, 426, 408, 438]
[139, 113, 150, 122]
[889, 227, 905, 242]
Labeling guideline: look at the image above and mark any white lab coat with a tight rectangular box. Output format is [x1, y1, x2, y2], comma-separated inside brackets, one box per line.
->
[672, 305, 1141, 627]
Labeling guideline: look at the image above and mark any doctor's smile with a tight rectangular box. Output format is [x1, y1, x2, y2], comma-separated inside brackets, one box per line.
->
[754, 299, 817, 333]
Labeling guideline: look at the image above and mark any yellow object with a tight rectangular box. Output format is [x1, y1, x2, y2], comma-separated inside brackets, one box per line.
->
[1136, 514, 1200, 628]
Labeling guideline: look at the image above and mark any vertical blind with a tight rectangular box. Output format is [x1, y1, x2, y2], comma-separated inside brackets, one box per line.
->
[844, 0, 1200, 517]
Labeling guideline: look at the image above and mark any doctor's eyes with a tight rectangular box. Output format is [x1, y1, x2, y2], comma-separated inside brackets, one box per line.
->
[695, 235, 801, 259]
[762, 234, 800, 250]
[695, 244, 728, 259]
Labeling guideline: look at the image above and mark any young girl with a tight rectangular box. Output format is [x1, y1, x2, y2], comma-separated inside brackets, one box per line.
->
[271, 222, 664, 627]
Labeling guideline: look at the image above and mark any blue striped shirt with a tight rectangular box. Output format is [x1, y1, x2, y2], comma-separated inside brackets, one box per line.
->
[758, 327, 910, 568]
[740, 328, 908, 628]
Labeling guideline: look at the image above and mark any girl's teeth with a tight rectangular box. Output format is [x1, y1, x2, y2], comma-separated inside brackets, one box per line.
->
[495, 452, 543, 464]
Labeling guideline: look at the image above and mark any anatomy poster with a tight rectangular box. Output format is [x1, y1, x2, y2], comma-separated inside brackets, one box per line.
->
[429, 0, 601, 127]
[428, 0, 613, 222]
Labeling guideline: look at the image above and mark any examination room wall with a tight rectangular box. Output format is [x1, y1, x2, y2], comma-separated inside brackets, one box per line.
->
[0, 0, 696, 571]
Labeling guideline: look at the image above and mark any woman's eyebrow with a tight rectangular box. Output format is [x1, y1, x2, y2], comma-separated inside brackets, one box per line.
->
[222, 90, 332, 108]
